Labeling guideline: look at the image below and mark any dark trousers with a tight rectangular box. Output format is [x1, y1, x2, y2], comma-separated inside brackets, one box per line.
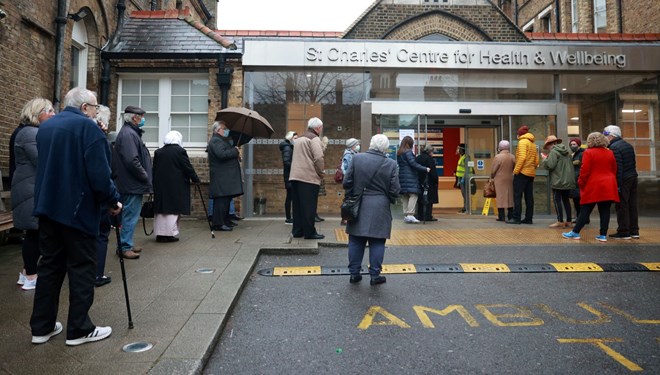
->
[615, 176, 639, 236]
[552, 189, 572, 223]
[22, 229, 40, 275]
[291, 181, 319, 238]
[512, 174, 534, 221]
[96, 211, 111, 279]
[416, 200, 434, 220]
[348, 235, 386, 277]
[212, 196, 231, 227]
[497, 208, 514, 221]
[31, 217, 96, 340]
[573, 201, 612, 236]
[572, 194, 581, 220]
[284, 186, 293, 220]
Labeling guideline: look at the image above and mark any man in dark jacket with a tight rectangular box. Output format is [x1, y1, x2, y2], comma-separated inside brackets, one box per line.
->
[279, 131, 297, 223]
[112, 105, 152, 259]
[30, 87, 121, 346]
[416, 145, 438, 221]
[208, 121, 244, 231]
[604, 125, 639, 239]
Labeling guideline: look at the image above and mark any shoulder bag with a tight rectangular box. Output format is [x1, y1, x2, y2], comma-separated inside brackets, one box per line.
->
[483, 178, 496, 198]
[140, 194, 154, 236]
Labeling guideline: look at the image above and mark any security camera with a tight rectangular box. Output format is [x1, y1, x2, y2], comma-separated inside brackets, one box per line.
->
[0, 9, 6, 19]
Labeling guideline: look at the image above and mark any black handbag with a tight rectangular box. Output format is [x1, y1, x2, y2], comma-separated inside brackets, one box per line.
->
[340, 160, 383, 222]
[140, 194, 154, 236]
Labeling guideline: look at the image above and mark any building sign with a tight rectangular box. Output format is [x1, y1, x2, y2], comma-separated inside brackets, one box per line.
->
[243, 39, 660, 72]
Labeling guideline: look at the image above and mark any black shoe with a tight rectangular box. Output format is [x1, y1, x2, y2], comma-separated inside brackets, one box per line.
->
[631, 233, 640, 239]
[495, 218, 505, 222]
[156, 235, 179, 243]
[521, 219, 533, 224]
[94, 276, 112, 287]
[230, 214, 244, 221]
[285, 218, 293, 224]
[217, 225, 233, 232]
[349, 275, 362, 283]
[426, 218, 438, 222]
[370, 276, 386, 285]
[314, 215, 325, 222]
[609, 233, 631, 240]
[506, 219, 521, 224]
[226, 221, 238, 227]
[304, 233, 325, 240]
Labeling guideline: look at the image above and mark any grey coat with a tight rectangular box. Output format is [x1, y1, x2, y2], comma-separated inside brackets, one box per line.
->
[208, 134, 244, 198]
[343, 150, 400, 239]
[11, 125, 39, 230]
[112, 122, 153, 194]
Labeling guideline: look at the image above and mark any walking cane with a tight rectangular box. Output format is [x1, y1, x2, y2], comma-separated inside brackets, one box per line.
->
[111, 213, 134, 329]
[196, 183, 215, 239]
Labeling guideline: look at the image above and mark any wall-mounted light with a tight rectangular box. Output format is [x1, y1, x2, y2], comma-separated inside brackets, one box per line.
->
[67, 8, 88, 22]
[621, 109, 641, 113]
[570, 117, 579, 121]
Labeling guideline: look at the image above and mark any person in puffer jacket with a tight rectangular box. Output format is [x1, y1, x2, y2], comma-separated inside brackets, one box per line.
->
[604, 125, 639, 239]
[508, 125, 539, 225]
[396, 136, 430, 224]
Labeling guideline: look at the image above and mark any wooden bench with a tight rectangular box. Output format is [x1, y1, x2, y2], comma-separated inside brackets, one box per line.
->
[0, 211, 13, 232]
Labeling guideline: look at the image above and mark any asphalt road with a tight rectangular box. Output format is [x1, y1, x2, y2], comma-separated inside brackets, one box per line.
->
[204, 245, 660, 374]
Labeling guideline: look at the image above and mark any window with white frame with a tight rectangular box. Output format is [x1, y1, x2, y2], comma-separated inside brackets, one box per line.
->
[571, 0, 579, 32]
[70, 21, 88, 89]
[594, 0, 607, 33]
[119, 75, 209, 148]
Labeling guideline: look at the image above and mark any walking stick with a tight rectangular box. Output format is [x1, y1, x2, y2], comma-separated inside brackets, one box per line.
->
[111, 213, 134, 329]
[196, 183, 215, 239]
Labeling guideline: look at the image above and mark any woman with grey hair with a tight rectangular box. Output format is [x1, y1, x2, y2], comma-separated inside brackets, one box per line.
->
[95, 104, 111, 133]
[11, 98, 55, 290]
[343, 134, 400, 286]
[152, 131, 200, 242]
[490, 140, 516, 222]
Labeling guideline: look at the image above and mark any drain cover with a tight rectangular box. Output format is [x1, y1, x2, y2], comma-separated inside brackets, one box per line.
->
[122, 342, 153, 353]
[195, 268, 216, 274]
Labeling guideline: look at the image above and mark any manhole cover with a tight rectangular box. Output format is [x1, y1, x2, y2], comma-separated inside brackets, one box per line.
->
[195, 268, 216, 274]
[122, 342, 153, 353]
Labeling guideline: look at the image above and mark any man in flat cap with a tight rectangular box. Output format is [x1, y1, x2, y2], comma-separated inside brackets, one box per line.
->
[112, 105, 153, 259]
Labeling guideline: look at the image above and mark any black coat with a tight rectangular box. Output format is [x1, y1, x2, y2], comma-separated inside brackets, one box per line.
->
[279, 140, 293, 186]
[608, 137, 638, 187]
[112, 121, 153, 194]
[416, 152, 439, 204]
[208, 134, 244, 198]
[153, 144, 200, 215]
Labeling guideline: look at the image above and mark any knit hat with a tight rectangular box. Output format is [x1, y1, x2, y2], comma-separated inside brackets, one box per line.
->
[569, 137, 582, 147]
[603, 125, 622, 137]
[458, 143, 466, 150]
[346, 138, 360, 148]
[517, 126, 529, 136]
[543, 135, 562, 149]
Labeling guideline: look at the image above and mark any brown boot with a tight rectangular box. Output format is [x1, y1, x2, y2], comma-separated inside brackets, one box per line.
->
[121, 250, 140, 259]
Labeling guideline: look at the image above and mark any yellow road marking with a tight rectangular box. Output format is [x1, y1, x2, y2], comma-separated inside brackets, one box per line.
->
[550, 263, 603, 272]
[557, 338, 643, 371]
[640, 262, 660, 271]
[461, 263, 510, 272]
[381, 264, 417, 274]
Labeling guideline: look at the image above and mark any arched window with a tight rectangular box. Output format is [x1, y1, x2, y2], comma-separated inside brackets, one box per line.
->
[71, 20, 88, 89]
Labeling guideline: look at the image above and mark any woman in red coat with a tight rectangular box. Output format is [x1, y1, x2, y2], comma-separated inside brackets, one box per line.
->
[562, 132, 619, 242]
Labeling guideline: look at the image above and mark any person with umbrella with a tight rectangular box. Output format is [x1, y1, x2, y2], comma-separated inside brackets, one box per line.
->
[416, 144, 438, 221]
[208, 121, 243, 232]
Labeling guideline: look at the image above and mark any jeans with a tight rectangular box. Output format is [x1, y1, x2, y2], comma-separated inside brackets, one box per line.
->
[512, 174, 534, 221]
[348, 235, 386, 277]
[119, 194, 142, 252]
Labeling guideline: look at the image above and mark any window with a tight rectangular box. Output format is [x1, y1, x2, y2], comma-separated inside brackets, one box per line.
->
[594, 0, 607, 33]
[522, 20, 534, 33]
[119, 75, 209, 148]
[571, 0, 579, 32]
[538, 5, 552, 32]
[70, 21, 88, 89]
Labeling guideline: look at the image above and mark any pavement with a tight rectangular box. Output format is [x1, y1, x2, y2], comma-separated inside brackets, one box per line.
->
[0, 212, 658, 374]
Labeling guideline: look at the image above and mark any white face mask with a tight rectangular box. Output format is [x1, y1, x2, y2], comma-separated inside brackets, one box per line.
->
[355, 145, 360, 152]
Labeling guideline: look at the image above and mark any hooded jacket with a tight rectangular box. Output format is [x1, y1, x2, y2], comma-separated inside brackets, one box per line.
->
[514, 132, 539, 177]
[541, 143, 576, 190]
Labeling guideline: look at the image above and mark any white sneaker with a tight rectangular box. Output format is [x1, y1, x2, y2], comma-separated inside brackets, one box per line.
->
[66, 326, 112, 346]
[407, 215, 420, 223]
[403, 216, 413, 223]
[21, 277, 37, 291]
[17, 272, 26, 285]
[32, 322, 63, 344]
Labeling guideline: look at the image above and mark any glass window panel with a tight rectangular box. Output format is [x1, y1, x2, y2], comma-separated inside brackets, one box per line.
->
[121, 95, 140, 108]
[189, 127, 208, 143]
[141, 80, 159, 95]
[123, 80, 139, 94]
[191, 79, 208, 95]
[172, 80, 190, 95]
[171, 114, 189, 127]
[190, 114, 208, 128]
[190, 96, 208, 112]
[171, 127, 190, 142]
[171, 97, 189, 112]
[141, 96, 159, 111]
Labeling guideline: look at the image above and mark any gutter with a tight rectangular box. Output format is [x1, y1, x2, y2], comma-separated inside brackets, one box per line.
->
[53, 0, 67, 110]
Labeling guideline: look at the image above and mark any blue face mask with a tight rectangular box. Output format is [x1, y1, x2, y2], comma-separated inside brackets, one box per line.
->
[222, 129, 230, 138]
[138, 117, 146, 128]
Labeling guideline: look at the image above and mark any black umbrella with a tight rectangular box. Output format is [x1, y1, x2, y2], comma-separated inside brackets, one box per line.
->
[215, 107, 274, 146]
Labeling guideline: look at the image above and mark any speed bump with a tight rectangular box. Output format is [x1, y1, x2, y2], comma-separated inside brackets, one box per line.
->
[260, 262, 657, 276]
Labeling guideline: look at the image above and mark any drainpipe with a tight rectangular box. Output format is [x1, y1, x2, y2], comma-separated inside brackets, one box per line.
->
[555, 0, 561, 33]
[617, 0, 623, 33]
[53, 0, 67, 110]
[100, 0, 126, 105]
[217, 55, 233, 109]
[514, 0, 518, 25]
[151, 0, 157, 11]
